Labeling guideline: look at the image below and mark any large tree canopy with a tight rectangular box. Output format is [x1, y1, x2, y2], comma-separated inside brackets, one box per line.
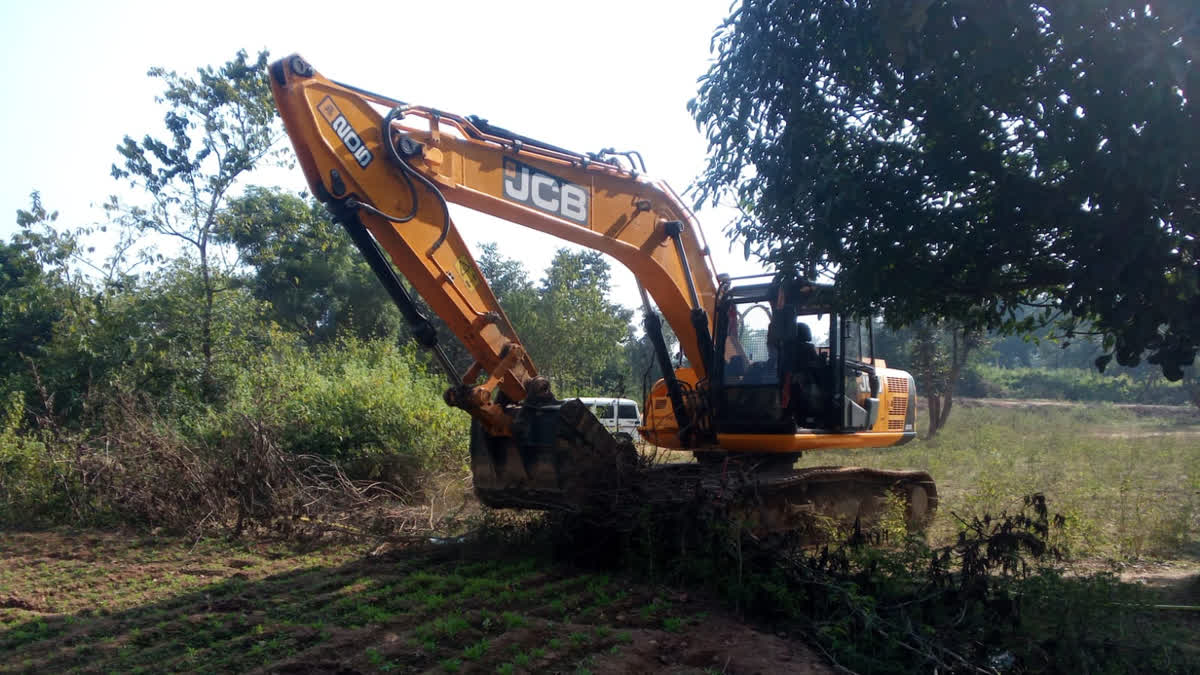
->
[691, 1, 1197, 378]
[477, 247, 634, 396]
[218, 187, 405, 343]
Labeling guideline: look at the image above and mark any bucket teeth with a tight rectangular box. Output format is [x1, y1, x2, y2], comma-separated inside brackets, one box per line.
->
[471, 398, 627, 511]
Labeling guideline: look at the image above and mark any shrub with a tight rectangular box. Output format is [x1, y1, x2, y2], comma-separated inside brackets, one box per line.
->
[0, 391, 60, 526]
[968, 365, 1189, 405]
[202, 337, 468, 488]
[504, 493, 1197, 674]
[0, 337, 471, 533]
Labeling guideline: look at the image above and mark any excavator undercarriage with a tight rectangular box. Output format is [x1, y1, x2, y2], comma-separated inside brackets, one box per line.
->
[470, 396, 937, 538]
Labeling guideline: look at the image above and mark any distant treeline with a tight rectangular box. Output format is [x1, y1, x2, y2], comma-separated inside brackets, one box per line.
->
[960, 365, 1191, 405]
[875, 320, 1196, 407]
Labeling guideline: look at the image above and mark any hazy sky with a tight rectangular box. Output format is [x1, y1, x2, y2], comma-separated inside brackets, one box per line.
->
[0, 0, 766, 304]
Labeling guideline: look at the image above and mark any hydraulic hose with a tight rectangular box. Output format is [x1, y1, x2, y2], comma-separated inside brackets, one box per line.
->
[381, 108, 452, 256]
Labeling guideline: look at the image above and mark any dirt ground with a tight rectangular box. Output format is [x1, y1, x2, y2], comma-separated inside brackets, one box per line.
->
[1114, 559, 1200, 606]
[584, 616, 830, 675]
[957, 396, 1200, 421]
[0, 530, 832, 674]
[4, 401, 1197, 673]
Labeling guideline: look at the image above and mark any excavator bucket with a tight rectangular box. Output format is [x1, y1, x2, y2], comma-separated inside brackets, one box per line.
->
[469, 399, 638, 513]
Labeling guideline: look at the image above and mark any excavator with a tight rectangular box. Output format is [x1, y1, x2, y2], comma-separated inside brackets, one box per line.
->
[268, 55, 936, 534]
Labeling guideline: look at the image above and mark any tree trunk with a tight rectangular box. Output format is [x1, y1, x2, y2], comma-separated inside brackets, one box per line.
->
[199, 238, 215, 402]
[924, 329, 977, 439]
[937, 394, 954, 432]
[932, 330, 974, 438]
[926, 394, 943, 438]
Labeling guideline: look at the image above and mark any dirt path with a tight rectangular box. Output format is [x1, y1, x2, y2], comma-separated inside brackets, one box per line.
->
[958, 396, 1198, 418]
[1115, 560, 1200, 606]
[1087, 428, 1200, 439]
[1065, 557, 1200, 647]
[587, 615, 831, 674]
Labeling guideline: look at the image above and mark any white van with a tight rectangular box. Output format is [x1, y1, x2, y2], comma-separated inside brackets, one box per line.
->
[577, 397, 642, 442]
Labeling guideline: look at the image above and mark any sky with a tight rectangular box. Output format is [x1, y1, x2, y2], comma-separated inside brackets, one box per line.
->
[0, 0, 768, 308]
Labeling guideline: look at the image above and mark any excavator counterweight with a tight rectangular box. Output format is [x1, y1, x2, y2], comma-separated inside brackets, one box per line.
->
[269, 55, 937, 537]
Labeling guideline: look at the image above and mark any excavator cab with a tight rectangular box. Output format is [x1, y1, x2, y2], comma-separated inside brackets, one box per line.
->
[711, 278, 881, 437]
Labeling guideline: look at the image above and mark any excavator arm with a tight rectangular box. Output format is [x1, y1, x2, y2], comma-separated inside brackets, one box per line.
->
[270, 55, 718, 440]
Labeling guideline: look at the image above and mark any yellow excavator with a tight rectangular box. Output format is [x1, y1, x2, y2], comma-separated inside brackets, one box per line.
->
[269, 55, 936, 533]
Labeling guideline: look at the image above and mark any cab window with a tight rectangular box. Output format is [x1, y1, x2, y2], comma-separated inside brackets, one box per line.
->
[618, 403, 639, 420]
[722, 302, 778, 385]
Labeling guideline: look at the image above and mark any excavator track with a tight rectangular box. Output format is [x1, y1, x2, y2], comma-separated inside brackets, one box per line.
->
[726, 464, 938, 535]
[471, 399, 937, 537]
[633, 462, 937, 536]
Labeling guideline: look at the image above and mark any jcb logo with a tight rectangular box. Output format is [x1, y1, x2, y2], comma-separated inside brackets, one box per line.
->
[502, 158, 588, 224]
[318, 97, 374, 169]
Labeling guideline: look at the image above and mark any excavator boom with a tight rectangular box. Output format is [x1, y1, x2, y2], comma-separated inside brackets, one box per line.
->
[270, 57, 718, 402]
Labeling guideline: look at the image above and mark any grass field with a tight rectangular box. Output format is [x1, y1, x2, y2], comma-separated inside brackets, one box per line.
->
[1, 403, 1197, 673]
[0, 531, 828, 674]
[797, 402, 1200, 559]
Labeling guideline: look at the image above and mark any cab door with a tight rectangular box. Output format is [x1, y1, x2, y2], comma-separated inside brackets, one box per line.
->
[711, 290, 793, 434]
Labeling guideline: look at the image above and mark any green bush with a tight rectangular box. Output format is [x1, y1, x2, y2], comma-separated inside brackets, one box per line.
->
[0, 392, 70, 526]
[0, 389, 51, 526]
[198, 337, 468, 487]
[1, 336, 471, 530]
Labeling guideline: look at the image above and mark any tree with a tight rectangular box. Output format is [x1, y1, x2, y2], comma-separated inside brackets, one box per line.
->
[4, 192, 276, 422]
[475, 242, 541, 342]
[218, 187, 405, 343]
[476, 243, 534, 303]
[871, 319, 914, 370]
[1184, 368, 1200, 410]
[691, 1, 1197, 379]
[909, 320, 981, 438]
[475, 249, 631, 396]
[0, 193, 115, 420]
[46, 259, 275, 417]
[1, 195, 72, 392]
[111, 49, 280, 399]
[530, 250, 634, 395]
